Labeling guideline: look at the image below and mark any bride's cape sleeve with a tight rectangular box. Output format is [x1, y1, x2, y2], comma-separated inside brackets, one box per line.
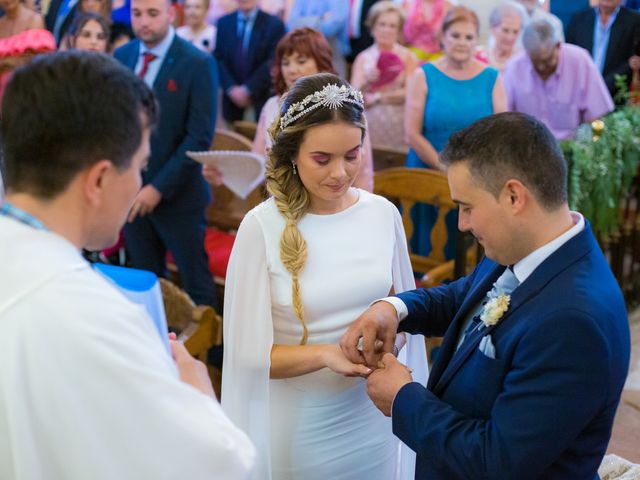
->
[390, 202, 428, 480]
[221, 211, 273, 480]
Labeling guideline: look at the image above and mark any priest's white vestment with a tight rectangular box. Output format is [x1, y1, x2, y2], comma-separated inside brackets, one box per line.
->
[0, 216, 255, 480]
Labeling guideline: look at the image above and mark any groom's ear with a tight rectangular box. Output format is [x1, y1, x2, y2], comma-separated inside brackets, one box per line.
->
[502, 179, 527, 213]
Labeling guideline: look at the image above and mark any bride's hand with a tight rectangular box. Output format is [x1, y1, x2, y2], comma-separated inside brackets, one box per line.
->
[322, 345, 373, 378]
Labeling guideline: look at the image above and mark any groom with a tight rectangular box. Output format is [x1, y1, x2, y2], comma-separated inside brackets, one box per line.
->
[341, 112, 630, 479]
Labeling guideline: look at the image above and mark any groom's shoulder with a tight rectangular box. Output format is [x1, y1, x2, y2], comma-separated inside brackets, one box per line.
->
[519, 227, 625, 328]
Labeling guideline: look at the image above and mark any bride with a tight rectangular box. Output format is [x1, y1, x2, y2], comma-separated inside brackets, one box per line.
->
[221, 73, 427, 480]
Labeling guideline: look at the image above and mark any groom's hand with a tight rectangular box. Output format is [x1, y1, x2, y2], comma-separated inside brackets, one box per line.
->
[340, 301, 399, 368]
[367, 353, 413, 417]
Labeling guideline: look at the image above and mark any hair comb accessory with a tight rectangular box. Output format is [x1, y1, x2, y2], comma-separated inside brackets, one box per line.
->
[279, 83, 364, 130]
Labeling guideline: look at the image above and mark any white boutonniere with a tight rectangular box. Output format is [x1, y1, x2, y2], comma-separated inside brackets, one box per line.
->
[480, 293, 511, 327]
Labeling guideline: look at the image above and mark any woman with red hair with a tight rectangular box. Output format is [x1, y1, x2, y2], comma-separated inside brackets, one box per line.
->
[253, 27, 335, 156]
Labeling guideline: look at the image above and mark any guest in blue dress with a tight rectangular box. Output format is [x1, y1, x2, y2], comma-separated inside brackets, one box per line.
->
[405, 6, 507, 260]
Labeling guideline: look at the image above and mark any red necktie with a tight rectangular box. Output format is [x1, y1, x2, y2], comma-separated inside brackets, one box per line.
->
[138, 52, 157, 79]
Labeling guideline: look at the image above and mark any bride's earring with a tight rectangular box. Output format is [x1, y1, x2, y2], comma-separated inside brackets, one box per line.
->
[292, 161, 297, 175]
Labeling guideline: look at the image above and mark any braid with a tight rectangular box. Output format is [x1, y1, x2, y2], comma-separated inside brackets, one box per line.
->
[266, 144, 311, 344]
[264, 72, 366, 344]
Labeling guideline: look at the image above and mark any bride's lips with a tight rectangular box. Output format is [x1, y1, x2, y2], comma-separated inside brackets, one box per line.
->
[325, 183, 345, 192]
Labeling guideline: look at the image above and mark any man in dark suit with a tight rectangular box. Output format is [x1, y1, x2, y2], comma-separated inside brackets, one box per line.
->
[341, 112, 630, 479]
[214, 0, 285, 123]
[347, 0, 379, 63]
[114, 0, 218, 308]
[567, 0, 640, 100]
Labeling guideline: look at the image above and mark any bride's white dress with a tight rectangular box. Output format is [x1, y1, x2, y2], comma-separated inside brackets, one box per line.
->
[222, 189, 427, 480]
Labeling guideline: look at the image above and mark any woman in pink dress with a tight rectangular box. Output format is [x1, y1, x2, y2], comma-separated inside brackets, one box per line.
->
[350, 1, 417, 151]
[402, 0, 453, 62]
[0, 28, 54, 105]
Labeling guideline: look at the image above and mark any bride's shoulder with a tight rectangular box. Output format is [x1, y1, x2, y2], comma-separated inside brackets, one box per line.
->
[236, 198, 283, 243]
[356, 189, 397, 216]
[245, 197, 279, 223]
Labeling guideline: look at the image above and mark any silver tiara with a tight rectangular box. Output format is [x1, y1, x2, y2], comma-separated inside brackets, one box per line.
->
[279, 83, 364, 130]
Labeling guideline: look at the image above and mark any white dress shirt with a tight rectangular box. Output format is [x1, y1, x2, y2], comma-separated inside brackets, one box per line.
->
[135, 27, 176, 88]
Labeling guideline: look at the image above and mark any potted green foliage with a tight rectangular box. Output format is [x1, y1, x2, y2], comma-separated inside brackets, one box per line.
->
[561, 76, 640, 236]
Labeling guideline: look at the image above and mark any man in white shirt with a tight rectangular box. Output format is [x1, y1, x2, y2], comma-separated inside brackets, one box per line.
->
[0, 51, 254, 480]
[341, 112, 630, 479]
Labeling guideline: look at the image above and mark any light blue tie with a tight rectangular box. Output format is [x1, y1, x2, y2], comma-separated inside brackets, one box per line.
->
[457, 267, 520, 349]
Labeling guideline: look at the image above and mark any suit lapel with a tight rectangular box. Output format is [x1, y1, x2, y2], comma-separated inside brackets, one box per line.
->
[431, 225, 596, 396]
[426, 264, 505, 390]
[584, 10, 596, 54]
[245, 10, 264, 71]
[433, 268, 539, 395]
[125, 41, 141, 71]
[604, 10, 627, 73]
[153, 36, 180, 93]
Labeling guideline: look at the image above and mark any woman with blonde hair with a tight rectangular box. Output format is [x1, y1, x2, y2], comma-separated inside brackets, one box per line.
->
[176, 0, 216, 53]
[351, 1, 417, 150]
[203, 27, 374, 191]
[221, 72, 427, 480]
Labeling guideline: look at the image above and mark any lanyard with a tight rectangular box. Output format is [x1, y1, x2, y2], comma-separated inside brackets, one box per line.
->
[0, 202, 49, 231]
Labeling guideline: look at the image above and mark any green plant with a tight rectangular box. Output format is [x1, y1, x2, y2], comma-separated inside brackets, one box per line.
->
[561, 105, 640, 236]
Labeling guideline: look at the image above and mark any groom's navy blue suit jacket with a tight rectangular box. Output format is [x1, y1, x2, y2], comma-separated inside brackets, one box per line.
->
[393, 224, 630, 480]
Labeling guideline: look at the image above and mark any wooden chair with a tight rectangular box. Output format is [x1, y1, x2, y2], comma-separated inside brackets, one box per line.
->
[374, 167, 476, 288]
[372, 144, 408, 172]
[211, 128, 253, 151]
[232, 120, 258, 141]
[160, 278, 222, 360]
[160, 278, 223, 396]
[374, 167, 478, 365]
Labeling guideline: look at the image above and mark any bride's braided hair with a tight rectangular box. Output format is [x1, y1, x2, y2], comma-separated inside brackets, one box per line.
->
[265, 73, 366, 344]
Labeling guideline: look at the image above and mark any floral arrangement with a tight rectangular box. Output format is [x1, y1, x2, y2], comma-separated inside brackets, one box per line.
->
[561, 81, 640, 236]
[480, 293, 510, 327]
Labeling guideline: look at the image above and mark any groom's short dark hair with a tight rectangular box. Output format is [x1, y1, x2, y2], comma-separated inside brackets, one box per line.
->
[1, 51, 157, 199]
[440, 112, 567, 210]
